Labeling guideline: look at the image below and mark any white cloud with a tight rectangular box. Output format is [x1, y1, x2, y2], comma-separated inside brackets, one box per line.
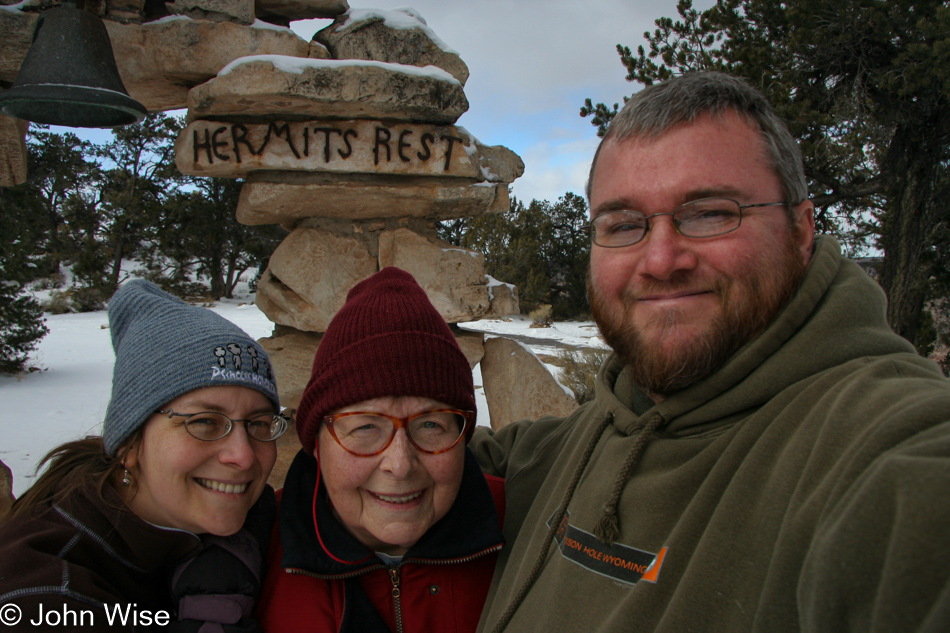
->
[512, 132, 599, 203]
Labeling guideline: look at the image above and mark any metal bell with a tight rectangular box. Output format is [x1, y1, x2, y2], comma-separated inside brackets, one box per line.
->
[0, 4, 147, 128]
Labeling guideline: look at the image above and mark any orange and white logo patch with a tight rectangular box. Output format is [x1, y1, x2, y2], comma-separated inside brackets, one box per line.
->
[548, 510, 668, 585]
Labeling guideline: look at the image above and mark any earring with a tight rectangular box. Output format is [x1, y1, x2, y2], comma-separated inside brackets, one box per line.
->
[121, 468, 132, 487]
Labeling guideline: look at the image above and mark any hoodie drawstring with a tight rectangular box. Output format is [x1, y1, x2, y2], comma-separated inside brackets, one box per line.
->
[489, 412, 614, 633]
[593, 412, 665, 543]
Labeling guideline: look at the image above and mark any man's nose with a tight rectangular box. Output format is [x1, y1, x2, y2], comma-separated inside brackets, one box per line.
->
[635, 216, 698, 280]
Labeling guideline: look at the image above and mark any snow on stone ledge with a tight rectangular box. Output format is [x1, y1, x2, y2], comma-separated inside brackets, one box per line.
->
[335, 7, 459, 55]
[216, 54, 461, 85]
[250, 18, 294, 32]
[510, 339, 576, 400]
[456, 126, 499, 182]
[0, 1, 30, 13]
[441, 248, 480, 259]
[485, 274, 515, 301]
[147, 14, 194, 24]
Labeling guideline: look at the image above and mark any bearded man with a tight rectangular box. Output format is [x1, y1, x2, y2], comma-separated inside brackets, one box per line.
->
[471, 72, 950, 633]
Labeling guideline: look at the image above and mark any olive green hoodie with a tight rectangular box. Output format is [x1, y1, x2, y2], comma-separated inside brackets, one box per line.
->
[472, 237, 950, 633]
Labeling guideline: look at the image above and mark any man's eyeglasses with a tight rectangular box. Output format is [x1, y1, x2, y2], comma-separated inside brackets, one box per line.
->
[322, 409, 472, 456]
[156, 409, 289, 442]
[586, 197, 788, 248]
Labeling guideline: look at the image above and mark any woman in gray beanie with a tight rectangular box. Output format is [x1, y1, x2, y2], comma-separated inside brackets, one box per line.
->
[0, 280, 286, 632]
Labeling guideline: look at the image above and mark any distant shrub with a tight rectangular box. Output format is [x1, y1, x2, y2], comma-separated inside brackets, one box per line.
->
[69, 286, 109, 312]
[42, 286, 109, 313]
[553, 347, 610, 405]
[141, 268, 209, 300]
[0, 284, 49, 374]
[529, 304, 553, 327]
[43, 290, 73, 314]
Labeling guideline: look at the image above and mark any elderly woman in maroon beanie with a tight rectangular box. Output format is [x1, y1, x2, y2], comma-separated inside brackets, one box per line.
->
[258, 267, 505, 633]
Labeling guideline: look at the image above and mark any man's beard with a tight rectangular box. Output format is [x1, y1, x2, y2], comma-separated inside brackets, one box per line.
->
[589, 231, 807, 398]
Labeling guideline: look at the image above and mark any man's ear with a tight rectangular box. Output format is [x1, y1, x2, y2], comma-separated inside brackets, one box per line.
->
[794, 201, 816, 264]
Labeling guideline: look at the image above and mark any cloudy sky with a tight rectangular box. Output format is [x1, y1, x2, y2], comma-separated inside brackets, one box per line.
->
[289, 0, 708, 204]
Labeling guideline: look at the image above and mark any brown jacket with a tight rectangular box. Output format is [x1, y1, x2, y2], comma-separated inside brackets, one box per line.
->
[0, 482, 200, 631]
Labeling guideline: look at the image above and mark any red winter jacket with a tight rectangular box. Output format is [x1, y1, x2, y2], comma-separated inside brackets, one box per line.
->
[258, 448, 505, 633]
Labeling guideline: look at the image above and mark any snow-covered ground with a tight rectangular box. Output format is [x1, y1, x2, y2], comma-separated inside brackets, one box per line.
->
[1, 288, 605, 498]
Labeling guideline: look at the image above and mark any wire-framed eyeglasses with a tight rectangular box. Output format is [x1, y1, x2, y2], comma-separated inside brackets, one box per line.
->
[322, 409, 473, 456]
[156, 409, 289, 442]
[587, 197, 788, 248]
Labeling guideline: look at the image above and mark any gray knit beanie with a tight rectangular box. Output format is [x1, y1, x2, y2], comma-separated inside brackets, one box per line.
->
[103, 279, 279, 455]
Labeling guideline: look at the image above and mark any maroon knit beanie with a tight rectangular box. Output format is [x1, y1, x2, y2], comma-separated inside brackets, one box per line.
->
[296, 267, 476, 455]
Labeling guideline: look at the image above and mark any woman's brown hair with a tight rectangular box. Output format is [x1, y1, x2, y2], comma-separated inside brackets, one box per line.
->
[4, 431, 142, 524]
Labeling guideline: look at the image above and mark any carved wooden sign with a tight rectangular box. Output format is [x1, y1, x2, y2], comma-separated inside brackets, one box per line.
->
[175, 119, 482, 179]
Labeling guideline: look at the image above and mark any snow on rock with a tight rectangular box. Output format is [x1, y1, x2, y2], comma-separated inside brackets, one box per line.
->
[335, 7, 458, 56]
[216, 54, 461, 85]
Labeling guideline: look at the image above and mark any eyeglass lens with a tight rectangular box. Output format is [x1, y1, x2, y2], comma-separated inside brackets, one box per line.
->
[592, 197, 743, 247]
[330, 411, 466, 455]
[184, 412, 285, 442]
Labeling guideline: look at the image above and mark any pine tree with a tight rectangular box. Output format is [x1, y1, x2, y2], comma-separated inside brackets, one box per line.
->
[0, 167, 50, 372]
[455, 194, 592, 318]
[156, 177, 286, 299]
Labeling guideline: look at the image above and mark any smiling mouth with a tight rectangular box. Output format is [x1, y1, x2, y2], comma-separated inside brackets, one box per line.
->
[372, 491, 424, 504]
[196, 478, 248, 494]
[640, 290, 711, 301]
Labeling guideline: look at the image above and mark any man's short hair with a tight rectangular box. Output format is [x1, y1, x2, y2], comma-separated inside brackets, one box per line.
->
[586, 72, 808, 209]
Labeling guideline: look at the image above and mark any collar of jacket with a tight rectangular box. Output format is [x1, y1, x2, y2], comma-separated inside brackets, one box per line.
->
[595, 236, 921, 438]
[279, 447, 504, 576]
[53, 480, 202, 573]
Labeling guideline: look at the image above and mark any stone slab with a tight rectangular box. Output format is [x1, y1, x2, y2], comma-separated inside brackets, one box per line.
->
[257, 0, 347, 22]
[255, 226, 377, 332]
[0, 113, 27, 187]
[378, 227, 493, 323]
[486, 279, 519, 317]
[174, 0, 255, 24]
[103, 17, 309, 111]
[0, 9, 38, 83]
[308, 40, 331, 59]
[178, 119, 482, 179]
[0, 12, 309, 112]
[187, 57, 467, 124]
[106, 0, 147, 24]
[268, 422, 302, 489]
[235, 173, 510, 225]
[316, 7, 468, 86]
[259, 326, 322, 409]
[480, 336, 578, 431]
[452, 326, 485, 370]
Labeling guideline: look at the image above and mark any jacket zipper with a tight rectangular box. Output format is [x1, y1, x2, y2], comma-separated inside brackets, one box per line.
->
[389, 567, 404, 633]
[406, 543, 505, 567]
[284, 541, 503, 632]
[284, 564, 386, 579]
